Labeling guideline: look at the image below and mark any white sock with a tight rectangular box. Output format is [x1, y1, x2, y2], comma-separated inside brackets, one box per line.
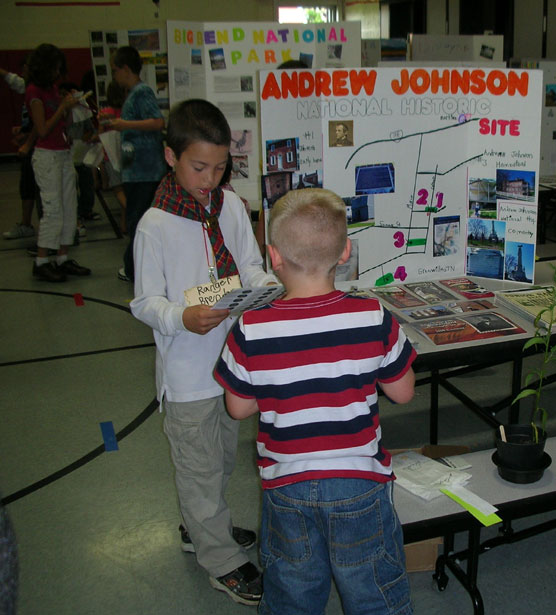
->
[56, 254, 68, 266]
[35, 256, 49, 266]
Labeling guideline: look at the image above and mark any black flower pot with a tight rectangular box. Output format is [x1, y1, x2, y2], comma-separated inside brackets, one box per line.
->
[493, 424, 551, 484]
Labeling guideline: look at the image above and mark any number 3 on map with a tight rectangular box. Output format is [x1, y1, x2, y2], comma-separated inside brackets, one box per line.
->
[393, 231, 405, 248]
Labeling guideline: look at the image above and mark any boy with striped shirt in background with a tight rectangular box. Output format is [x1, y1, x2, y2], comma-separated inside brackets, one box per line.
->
[215, 187, 416, 615]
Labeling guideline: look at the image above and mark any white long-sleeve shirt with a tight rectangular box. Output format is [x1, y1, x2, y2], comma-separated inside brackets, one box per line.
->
[131, 189, 277, 402]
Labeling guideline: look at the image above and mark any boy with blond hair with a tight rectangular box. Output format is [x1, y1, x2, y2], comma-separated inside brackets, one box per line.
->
[215, 187, 416, 615]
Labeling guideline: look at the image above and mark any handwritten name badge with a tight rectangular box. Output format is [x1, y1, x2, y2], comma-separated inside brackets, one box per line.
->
[184, 275, 242, 307]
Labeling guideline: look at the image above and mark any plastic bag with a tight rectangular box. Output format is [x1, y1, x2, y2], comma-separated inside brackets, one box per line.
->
[82, 142, 105, 168]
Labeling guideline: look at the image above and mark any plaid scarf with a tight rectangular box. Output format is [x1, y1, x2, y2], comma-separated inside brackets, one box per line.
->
[152, 172, 239, 279]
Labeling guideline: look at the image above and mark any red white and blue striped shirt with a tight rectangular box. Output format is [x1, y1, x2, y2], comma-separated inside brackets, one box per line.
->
[215, 290, 416, 489]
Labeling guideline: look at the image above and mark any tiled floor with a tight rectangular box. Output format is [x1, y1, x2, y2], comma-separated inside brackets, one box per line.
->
[1, 159, 556, 614]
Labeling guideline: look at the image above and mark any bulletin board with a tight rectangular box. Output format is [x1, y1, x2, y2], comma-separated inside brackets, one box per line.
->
[89, 27, 168, 110]
[259, 67, 543, 287]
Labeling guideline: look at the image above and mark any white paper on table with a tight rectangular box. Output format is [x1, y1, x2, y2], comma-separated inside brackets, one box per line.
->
[393, 451, 471, 501]
[442, 485, 499, 517]
[99, 131, 122, 173]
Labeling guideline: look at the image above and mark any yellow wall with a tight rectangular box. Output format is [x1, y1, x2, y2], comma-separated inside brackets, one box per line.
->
[2, 0, 275, 49]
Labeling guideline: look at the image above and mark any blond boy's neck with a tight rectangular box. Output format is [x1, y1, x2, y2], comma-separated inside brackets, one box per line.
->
[280, 271, 336, 300]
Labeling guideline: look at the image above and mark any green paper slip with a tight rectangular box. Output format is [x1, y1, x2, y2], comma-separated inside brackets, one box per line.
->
[440, 488, 502, 527]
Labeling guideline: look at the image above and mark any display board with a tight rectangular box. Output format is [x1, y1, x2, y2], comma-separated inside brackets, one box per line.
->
[410, 35, 504, 63]
[89, 28, 168, 110]
[519, 59, 556, 177]
[259, 67, 543, 287]
[166, 21, 361, 203]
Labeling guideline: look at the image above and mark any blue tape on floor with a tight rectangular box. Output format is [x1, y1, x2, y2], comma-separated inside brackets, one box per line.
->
[100, 421, 119, 451]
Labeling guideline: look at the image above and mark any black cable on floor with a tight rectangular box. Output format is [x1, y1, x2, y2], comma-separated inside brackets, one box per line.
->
[1, 397, 159, 506]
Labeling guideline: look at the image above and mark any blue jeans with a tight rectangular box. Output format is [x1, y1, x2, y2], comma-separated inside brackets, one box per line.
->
[258, 479, 412, 615]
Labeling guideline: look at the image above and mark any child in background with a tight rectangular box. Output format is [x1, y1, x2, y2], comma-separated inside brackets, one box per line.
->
[215, 188, 416, 615]
[99, 80, 127, 233]
[108, 46, 166, 282]
[1, 59, 40, 241]
[26, 43, 91, 282]
[130, 99, 278, 606]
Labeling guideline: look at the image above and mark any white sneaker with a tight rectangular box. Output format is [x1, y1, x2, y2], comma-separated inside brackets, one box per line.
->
[3, 223, 34, 239]
[117, 267, 132, 282]
[77, 223, 87, 237]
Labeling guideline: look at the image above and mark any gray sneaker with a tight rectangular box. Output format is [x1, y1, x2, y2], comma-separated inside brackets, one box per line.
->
[209, 561, 262, 606]
[3, 223, 34, 239]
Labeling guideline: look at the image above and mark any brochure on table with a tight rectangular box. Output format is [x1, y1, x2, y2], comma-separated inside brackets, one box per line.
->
[166, 20, 361, 202]
[89, 28, 168, 109]
[259, 67, 543, 288]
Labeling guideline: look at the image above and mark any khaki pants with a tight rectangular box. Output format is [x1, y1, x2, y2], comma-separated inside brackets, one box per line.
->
[32, 148, 77, 249]
[163, 396, 249, 578]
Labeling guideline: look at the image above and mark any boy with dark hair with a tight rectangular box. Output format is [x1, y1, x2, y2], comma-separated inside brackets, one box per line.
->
[130, 99, 277, 606]
[108, 45, 166, 282]
[215, 187, 416, 615]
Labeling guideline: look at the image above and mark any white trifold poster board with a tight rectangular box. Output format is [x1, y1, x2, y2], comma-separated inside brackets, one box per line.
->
[259, 67, 543, 287]
[166, 21, 361, 203]
[519, 59, 556, 177]
[410, 35, 504, 63]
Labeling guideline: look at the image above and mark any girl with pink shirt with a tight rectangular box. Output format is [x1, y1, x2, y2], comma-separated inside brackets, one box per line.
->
[26, 43, 91, 282]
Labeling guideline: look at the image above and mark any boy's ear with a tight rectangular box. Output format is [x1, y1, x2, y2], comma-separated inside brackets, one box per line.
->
[337, 238, 352, 266]
[267, 244, 283, 272]
[164, 146, 177, 168]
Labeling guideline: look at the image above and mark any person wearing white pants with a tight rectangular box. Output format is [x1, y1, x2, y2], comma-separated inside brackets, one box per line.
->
[25, 43, 91, 282]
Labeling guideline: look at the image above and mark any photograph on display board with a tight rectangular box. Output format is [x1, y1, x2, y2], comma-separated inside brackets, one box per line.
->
[241, 76, 254, 92]
[504, 241, 534, 283]
[261, 172, 292, 208]
[344, 195, 374, 225]
[329, 121, 354, 147]
[209, 48, 226, 70]
[230, 130, 252, 154]
[191, 49, 202, 65]
[496, 169, 536, 202]
[265, 138, 299, 173]
[546, 84, 556, 106]
[327, 44, 343, 61]
[468, 177, 497, 218]
[354, 163, 395, 195]
[299, 52, 313, 67]
[128, 29, 160, 51]
[231, 155, 249, 179]
[294, 170, 322, 190]
[244, 102, 256, 118]
[433, 216, 459, 257]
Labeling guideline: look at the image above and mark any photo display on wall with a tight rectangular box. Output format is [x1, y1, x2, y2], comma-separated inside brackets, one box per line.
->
[89, 28, 168, 111]
[259, 67, 543, 286]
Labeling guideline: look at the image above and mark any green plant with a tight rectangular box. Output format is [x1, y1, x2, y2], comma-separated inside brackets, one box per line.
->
[512, 264, 556, 442]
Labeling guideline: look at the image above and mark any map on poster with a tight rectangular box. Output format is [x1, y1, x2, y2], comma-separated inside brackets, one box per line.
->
[259, 67, 543, 286]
